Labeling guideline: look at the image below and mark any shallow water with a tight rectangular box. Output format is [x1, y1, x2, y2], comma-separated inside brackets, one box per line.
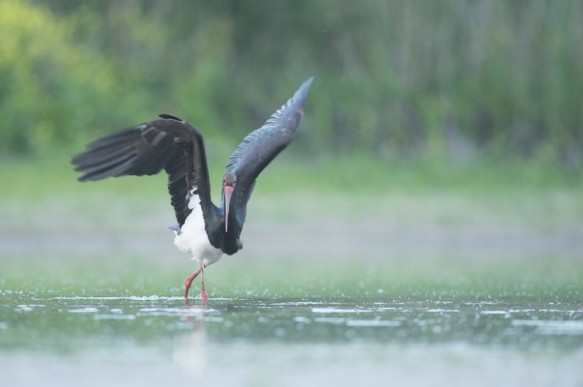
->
[1, 294, 582, 386]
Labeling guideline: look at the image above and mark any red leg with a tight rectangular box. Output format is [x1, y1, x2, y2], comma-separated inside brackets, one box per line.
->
[200, 265, 208, 306]
[184, 266, 202, 304]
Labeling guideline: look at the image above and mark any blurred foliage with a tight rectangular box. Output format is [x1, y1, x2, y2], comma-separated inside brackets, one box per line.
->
[1, 0, 582, 169]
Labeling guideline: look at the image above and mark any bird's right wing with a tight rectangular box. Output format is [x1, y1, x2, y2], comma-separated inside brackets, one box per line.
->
[71, 114, 213, 227]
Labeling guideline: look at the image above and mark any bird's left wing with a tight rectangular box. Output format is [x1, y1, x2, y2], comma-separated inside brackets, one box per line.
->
[225, 77, 314, 211]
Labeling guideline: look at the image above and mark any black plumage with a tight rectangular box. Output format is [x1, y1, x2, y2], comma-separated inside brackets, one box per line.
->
[72, 77, 314, 256]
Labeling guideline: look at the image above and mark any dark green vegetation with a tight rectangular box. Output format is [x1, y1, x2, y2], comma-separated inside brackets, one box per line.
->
[1, 0, 582, 170]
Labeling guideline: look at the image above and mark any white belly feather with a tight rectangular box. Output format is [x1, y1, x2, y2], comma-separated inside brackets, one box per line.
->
[172, 194, 223, 268]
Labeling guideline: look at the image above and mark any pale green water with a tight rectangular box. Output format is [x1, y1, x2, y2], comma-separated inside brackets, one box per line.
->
[2, 184, 583, 386]
[1, 292, 582, 386]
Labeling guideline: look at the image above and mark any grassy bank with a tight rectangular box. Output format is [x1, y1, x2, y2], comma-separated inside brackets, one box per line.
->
[1, 155, 582, 300]
[3, 152, 582, 225]
[3, 151, 583, 196]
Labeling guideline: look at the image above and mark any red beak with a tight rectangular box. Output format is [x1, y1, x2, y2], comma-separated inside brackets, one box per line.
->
[223, 185, 234, 232]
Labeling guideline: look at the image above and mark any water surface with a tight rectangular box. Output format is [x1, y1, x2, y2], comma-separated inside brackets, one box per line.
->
[2, 293, 582, 386]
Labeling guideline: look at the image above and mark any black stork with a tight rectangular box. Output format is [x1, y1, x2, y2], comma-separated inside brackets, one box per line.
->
[71, 77, 314, 305]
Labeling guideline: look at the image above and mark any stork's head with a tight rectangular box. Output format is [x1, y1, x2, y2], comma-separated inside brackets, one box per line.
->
[223, 172, 236, 232]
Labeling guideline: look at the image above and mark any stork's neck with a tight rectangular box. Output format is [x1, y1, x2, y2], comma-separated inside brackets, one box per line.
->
[197, 196, 222, 247]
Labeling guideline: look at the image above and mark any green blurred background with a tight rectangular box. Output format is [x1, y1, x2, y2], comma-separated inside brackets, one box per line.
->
[2, 0, 582, 165]
[1, 0, 582, 296]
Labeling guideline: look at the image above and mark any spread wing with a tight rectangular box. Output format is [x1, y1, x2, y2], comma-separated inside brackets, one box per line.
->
[225, 77, 314, 224]
[71, 114, 213, 227]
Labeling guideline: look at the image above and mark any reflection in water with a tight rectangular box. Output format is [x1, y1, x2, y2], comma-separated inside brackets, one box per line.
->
[1, 295, 582, 386]
[173, 306, 207, 379]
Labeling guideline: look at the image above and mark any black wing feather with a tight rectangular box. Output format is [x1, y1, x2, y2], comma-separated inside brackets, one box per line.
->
[226, 77, 314, 213]
[164, 147, 191, 226]
[71, 117, 213, 227]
